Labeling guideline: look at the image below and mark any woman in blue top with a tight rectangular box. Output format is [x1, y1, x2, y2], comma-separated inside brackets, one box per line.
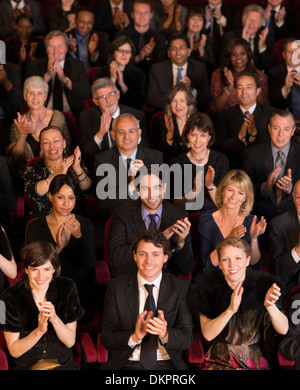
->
[198, 169, 267, 271]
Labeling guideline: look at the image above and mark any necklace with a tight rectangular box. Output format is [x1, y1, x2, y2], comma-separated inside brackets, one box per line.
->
[191, 148, 209, 165]
[34, 108, 47, 123]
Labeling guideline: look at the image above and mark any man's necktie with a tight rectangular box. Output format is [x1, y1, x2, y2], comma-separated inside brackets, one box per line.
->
[148, 214, 157, 231]
[275, 150, 285, 204]
[244, 110, 249, 118]
[140, 284, 157, 370]
[176, 67, 183, 84]
[52, 73, 63, 111]
[79, 35, 89, 70]
[268, 10, 276, 37]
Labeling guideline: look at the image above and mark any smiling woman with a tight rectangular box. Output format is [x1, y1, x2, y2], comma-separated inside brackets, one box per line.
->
[0, 241, 84, 370]
[188, 237, 289, 370]
[6, 76, 70, 178]
[198, 169, 267, 271]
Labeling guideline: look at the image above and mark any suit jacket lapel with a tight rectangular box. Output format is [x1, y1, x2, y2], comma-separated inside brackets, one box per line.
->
[157, 273, 172, 312]
[125, 276, 139, 326]
[132, 201, 148, 231]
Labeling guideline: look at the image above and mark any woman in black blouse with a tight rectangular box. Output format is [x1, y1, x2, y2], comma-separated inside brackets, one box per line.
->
[95, 35, 146, 110]
[24, 125, 92, 217]
[45, 0, 79, 33]
[25, 174, 95, 318]
[172, 111, 230, 213]
[0, 240, 84, 370]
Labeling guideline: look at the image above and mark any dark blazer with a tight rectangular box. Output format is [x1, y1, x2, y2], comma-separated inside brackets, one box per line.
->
[0, 0, 46, 40]
[146, 58, 211, 111]
[0, 62, 24, 120]
[220, 27, 276, 70]
[262, 3, 296, 42]
[109, 200, 194, 277]
[95, 65, 146, 110]
[243, 141, 300, 220]
[199, 1, 241, 36]
[100, 271, 193, 370]
[116, 26, 167, 75]
[78, 104, 148, 159]
[68, 28, 110, 68]
[269, 208, 300, 292]
[94, 144, 163, 214]
[94, 0, 133, 40]
[25, 54, 90, 117]
[279, 290, 300, 370]
[215, 102, 276, 168]
[267, 62, 290, 109]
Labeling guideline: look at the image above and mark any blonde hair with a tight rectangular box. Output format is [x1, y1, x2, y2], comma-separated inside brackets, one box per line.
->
[216, 237, 251, 261]
[215, 169, 254, 216]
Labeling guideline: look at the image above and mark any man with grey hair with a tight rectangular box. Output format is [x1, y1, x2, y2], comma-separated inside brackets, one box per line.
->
[78, 77, 147, 172]
[25, 30, 90, 119]
[220, 3, 276, 70]
[94, 112, 163, 215]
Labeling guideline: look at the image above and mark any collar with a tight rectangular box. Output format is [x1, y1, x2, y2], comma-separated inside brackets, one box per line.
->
[239, 103, 257, 115]
[141, 204, 163, 221]
[110, 0, 123, 12]
[75, 31, 91, 42]
[11, 0, 25, 9]
[137, 271, 162, 291]
[112, 106, 120, 119]
[172, 62, 188, 73]
[271, 141, 290, 157]
[119, 148, 138, 163]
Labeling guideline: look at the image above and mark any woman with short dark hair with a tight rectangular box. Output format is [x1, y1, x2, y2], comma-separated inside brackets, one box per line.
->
[0, 240, 84, 370]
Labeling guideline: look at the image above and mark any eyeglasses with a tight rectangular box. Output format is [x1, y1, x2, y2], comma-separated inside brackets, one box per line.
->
[95, 90, 117, 101]
[115, 49, 132, 55]
[114, 128, 138, 135]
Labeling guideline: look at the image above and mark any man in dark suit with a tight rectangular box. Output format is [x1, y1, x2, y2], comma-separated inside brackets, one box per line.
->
[100, 229, 193, 370]
[268, 38, 300, 118]
[94, 113, 163, 216]
[0, 0, 46, 40]
[108, 165, 194, 278]
[146, 32, 211, 112]
[78, 77, 147, 171]
[243, 109, 300, 221]
[199, 0, 240, 54]
[116, 0, 167, 77]
[262, 0, 296, 42]
[94, 0, 133, 41]
[268, 180, 300, 292]
[220, 3, 276, 70]
[25, 30, 90, 120]
[68, 7, 110, 70]
[215, 71, 275, 168]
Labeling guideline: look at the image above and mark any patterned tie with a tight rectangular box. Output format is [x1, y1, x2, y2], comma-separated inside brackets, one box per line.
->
[275, 150, 285, 204]
[140, 284, 157, 369]
[148, 214, 157, 231]
[176, 67, 183, 84]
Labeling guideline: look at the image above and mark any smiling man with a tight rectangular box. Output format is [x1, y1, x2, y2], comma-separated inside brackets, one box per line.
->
[243, 109, 300, 221]
[146, 32, 211, 111]
[25, 30, 90, 119]
[108, 165, 194, 278]
[100, 229, 193, 370]
[94, 113, 163, 216]
[68, 6, 110, 69]
[215, 71, 276, 167]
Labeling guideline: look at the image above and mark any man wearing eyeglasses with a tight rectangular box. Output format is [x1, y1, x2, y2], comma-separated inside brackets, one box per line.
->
[78, 77, 147, 173]
[94, 113, 163, 216]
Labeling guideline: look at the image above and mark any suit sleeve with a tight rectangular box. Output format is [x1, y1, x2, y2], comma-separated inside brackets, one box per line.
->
[269, 219, 300, 286]
[146, 63, 168, 110]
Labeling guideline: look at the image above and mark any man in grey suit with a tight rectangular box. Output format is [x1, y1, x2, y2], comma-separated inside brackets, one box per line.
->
[268, 180, 300, 292]
[100, 229, 193, 370]
[243, 109, 300, 221]
[78, 77, 147, 171]
[146, 32, 211, 112]
[94, 113, 163, 215]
